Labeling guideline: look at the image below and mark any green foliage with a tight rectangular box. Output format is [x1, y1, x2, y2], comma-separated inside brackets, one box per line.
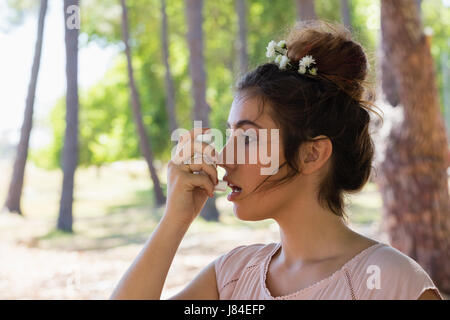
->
[31, 0, 449, 169]
[31, 61, 158, 169]
[316, 0, 342, 23]
[3, 0, 39, 28]
[30, 96, 64, 169]
[81, 0, 122, 46]
[422, 0, 450, 111]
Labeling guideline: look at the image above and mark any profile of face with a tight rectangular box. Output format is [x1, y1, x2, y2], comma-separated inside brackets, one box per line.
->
[217, 90, 333, 222]
[214, 91, 290, 221]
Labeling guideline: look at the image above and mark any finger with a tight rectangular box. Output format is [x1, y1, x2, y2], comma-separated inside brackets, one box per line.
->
[177, 129, 214, 153]
[189, 141, 217, 164]
[175, 141, 218, 165]
[178, 127, 211, 145]
[174, 127, 213, 164]
[188, 162, 218, 185]
[187, 171, 215, 197]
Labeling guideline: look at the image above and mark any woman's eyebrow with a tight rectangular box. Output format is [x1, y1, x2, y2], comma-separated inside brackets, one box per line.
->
[226, 119, 262, 129]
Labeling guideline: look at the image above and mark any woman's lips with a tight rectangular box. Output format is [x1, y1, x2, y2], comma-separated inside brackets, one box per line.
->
[227, 182, 242, 201]
[223, 176, 243, 201]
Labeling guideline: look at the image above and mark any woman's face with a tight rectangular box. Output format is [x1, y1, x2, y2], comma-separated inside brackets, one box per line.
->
[218, 91, 299, 221]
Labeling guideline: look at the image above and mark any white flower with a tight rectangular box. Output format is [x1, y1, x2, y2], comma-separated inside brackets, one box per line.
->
[299, 55, 316, 68]
[279, 55, 289, 69]
[266, 40, 277, 58]
[274, 54, 282, 64]
[277, 40, 287, 49]
[424, 26, 434, 36]
[298, 65, 306, 74]
[309, 67, 317, 75]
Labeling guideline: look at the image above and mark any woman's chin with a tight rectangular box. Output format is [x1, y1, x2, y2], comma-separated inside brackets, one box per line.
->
[232, 205, 265, 221]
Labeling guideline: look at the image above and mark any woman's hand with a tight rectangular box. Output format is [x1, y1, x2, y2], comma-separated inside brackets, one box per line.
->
[164, 128, 219, 227]
[110, 127, 219, 300]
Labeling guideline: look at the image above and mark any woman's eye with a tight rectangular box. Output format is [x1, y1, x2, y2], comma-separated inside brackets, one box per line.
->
[243, 134, 255, 145]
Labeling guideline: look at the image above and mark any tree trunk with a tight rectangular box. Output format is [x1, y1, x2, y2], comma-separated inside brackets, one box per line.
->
[340, 0, 351, 30]
[185, 0, 219, 221]
[416, 0, 422, 17]
[295, 0, 316, 21]
[235, 0, 248, 75]
[378, 0, 450, 293]
[161, 0, 178, 135]
[3, 0, 48, 215]
[58, 0, 79, 232]
[381, 0, 423, 107]
[185, 0, 210, 125]
[380, 34, 400, 107]
[443, 49, 450, 142]
[120, 0, 166, 207]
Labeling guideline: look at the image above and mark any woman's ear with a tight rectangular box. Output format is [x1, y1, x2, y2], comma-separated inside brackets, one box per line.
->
[304, 145, 319, 163]
[300, 136, 332, 174]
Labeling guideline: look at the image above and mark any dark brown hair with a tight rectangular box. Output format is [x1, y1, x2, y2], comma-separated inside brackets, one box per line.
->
[234, 20, 381, 219]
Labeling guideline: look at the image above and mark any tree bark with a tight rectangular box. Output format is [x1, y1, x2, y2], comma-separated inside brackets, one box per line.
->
[185, 0, 219, 221]
[416, 0, 422, 17]
[161, 0, 178, 135]
[380, 35, 400, 107]
[340, 0, 351, 30]
[58, 0, 79, 232]
[235, 0, 248, 75]
[120, 0, 166, 207]
[381, 0, 424, 108]
[185, 0, 210, 125]
[295, 0, 316, 21]
[3, 0, 48, 215]
[443, 50, 450, 142]
[378, 0, 450, 293]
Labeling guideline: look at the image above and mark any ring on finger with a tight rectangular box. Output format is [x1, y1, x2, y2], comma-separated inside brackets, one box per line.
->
[182, 154, 200, 173]
[183, 153, 203, 165]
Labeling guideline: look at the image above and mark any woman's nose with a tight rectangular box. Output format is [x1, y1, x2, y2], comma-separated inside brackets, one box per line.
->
[217, 139, 236, 170]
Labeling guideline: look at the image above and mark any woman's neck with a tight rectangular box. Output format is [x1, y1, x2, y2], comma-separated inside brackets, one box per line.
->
[272, 192, 362, 268]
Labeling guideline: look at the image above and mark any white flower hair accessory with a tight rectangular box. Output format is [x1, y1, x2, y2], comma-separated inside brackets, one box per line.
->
[266, 39, 289, 69]
[266, 39, 318, 75]
[298, 55, 317, 75]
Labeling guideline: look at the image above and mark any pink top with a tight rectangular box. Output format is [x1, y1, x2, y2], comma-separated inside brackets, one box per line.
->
[214, 242, 442, 300]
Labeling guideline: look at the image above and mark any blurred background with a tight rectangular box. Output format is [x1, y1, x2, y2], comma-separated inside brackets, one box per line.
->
[0, 0, 448, 299]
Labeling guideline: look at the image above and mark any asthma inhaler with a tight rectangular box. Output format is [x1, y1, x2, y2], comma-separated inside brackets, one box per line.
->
[194, 133, 228, 192]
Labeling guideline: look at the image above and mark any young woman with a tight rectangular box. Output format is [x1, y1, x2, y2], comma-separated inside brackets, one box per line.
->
[110, 21, 443, 300]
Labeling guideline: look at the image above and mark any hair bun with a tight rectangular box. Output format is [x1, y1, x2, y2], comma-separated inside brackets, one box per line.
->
[285, 20, 369, 101]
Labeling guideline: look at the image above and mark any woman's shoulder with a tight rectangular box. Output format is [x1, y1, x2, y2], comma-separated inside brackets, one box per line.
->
[349, 242, 442, 299]
[214, 242, 277, 288]
[215, 242, 277, 273]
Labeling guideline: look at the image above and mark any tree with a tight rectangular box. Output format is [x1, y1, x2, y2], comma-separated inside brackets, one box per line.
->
[185, 0, 210, 125]
[185, 0, 219, 221]
[416, 0, 422, 17]
[57, 0, 80, 232]
[120, 0, 166, 207]
[235, 0, 248, 74]
[340, 0, 351, 30]
[3, 0, 48, 215]
[161, 0, 178, 135]
[295, 0, 316, 21]
[380, 0, 424, 108]
[378, 0, 450, 293]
